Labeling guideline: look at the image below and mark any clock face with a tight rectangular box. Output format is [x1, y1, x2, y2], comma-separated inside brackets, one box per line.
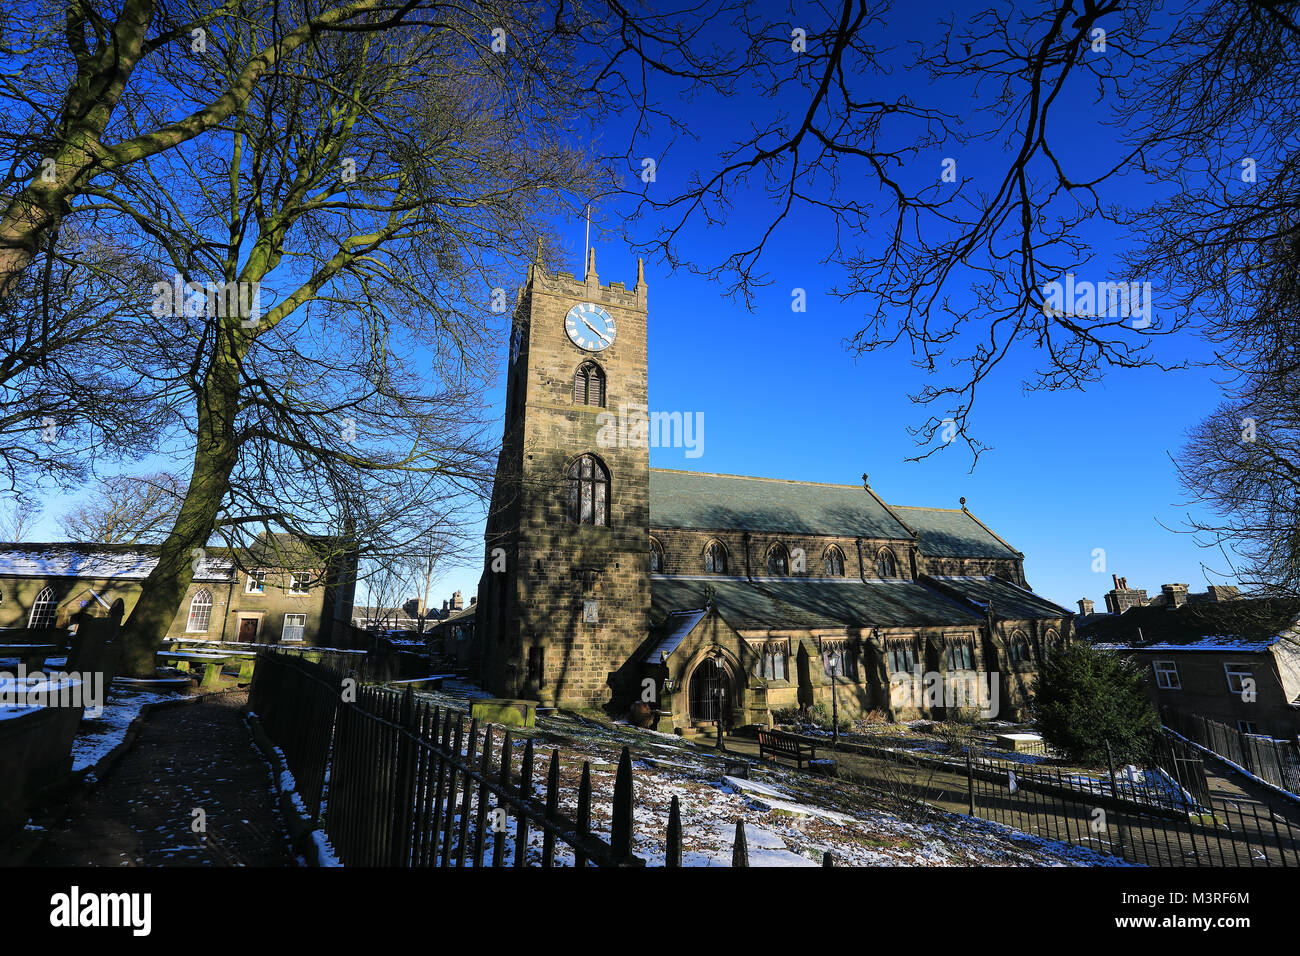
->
[565, 302, 616, 352]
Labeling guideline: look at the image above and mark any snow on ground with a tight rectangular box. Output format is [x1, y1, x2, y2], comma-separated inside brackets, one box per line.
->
[400, 686, 1129, 867]
[70, 683, 188, 775]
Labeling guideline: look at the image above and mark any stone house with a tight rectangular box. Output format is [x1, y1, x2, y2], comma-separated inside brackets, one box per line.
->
[0, 532, 356, 647]
[1081, 596, 1300, 740]
[473, 249, 1072, 731]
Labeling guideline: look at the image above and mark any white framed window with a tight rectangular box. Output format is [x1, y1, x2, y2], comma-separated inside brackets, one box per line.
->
[187, 589, 213, 632]
[245, 570, 266, 594]
[1224, 662, 1254, 695]
[1153, 660, 1181, 690]
[289, 572, 311, 594]
[28, 586, 56, 629]
[282, 613, 306, 643]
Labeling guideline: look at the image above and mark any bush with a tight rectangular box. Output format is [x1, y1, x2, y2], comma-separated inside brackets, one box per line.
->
[1032, 642, 1160, 765]
[771, 707, 800, 726]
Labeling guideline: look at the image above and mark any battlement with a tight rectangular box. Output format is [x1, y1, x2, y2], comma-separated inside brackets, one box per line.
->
[530, 249, 647, 310]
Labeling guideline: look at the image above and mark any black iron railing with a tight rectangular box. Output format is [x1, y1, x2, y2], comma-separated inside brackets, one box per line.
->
[249, 651, 785, 867]
[1161, 705, 1300, 795]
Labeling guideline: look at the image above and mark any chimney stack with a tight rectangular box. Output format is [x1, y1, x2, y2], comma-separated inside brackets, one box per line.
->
[1160, 583, 1189, 608]
[1206, 585, 1240, 603]
[1078, 598, 1095, 616]
[1104, 575, 1148, 614]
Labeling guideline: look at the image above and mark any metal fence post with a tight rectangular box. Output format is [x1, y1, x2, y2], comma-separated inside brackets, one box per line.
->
[732, 819, 749, 867]
[1105, 739, 1127, 859]
[611, 746, 634, 864]
[666, 795, 682, 868]
[966, 749, 975, 817]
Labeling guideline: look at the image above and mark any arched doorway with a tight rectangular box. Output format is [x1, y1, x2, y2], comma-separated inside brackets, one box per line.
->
[688, 658, 730, 724]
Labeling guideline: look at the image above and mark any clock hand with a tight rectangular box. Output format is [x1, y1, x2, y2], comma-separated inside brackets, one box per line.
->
[582, 318, 612, 344]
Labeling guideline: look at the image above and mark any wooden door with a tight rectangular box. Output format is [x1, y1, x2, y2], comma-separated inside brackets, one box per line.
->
[238, 618, 258, 643]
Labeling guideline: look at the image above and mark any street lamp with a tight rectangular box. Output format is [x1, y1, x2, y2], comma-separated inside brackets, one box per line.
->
[828, 653, 839, 749]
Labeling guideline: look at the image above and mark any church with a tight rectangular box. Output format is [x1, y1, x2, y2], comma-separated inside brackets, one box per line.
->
[474, 250, 1073, 734]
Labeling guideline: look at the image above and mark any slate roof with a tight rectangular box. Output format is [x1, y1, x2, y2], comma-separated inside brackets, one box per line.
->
[890, 507, 1018, 559]
[0, 543, 235, 582]
[929, 576, 1071, 621]
[650, 576, 984, 632]
[1091, 636, 1282, 654]
[647, 607, 709, 662]
[648, 470, 911, 539]
[0, 531, 334, 582]
[648, 469, 1021, 561]
[1079, 597, 1300, 651]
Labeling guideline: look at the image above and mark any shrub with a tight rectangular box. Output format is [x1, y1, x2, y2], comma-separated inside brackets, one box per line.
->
[1032, 641, 1160, 765]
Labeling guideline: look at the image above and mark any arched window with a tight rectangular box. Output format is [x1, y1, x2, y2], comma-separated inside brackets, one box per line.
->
[649, 537, 665, 573]
[1009, 632, 1031, 663]
[766, 543, 790, 576]
[187, 588, 213, 632]
[1043, 629, 1061, 661]
[28, 586, 56, 629]
[823, 546, 845, 577]
[566, 454, 609, 526]
[573, 361, 606, 407]
[876, 548, 898, 578]
[704, 541, 728, 574]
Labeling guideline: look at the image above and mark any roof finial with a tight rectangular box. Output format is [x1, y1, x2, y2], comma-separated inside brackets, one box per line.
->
[862, 472, 869, 489]
[636, 256, 646, 289]
[959, 496, 967, 510]
[586, 244, 597, 281]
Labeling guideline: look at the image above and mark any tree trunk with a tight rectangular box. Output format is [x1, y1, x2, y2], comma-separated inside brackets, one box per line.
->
[118, 342, 243, 676]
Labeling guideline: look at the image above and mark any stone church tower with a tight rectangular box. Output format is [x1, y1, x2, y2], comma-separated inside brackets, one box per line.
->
[476, 247, 651, 710]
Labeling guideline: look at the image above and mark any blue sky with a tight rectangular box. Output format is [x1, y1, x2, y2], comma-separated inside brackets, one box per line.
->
[19, 0, 1242, 615]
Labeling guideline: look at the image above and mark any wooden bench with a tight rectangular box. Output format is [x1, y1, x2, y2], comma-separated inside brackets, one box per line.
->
[758, 729, 819, 769]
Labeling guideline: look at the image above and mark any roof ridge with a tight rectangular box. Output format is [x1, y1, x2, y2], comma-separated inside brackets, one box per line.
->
[649, 467, 864, 489]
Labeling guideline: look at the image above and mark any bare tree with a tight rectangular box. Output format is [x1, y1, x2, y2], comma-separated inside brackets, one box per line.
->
[0, 221, 167, 492]
[0, 0, 445, 297]
[0, 494, 42, 541]
[91, 4, 623, 674]
[622, 0, 1297, 469]
[58, 471, 186, 544]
